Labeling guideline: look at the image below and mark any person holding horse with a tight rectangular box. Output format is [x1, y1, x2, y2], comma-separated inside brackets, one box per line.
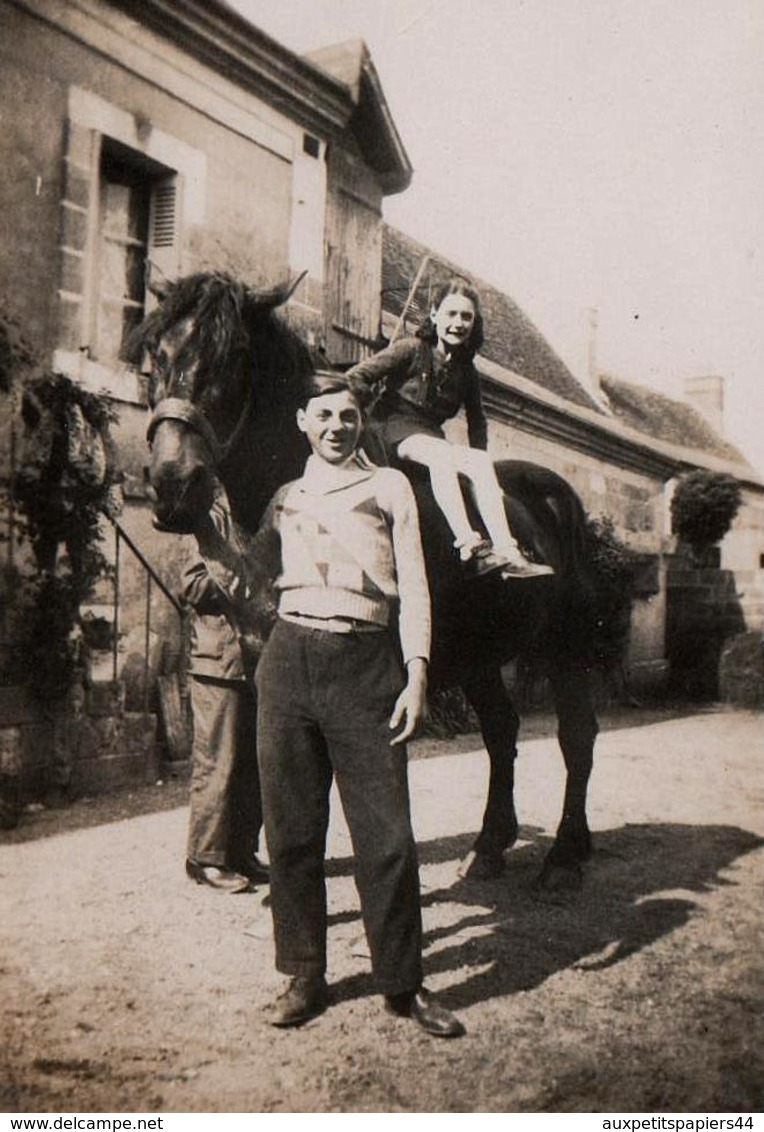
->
[181, 549, 269, 894]
[347, 277, 554, 580]
[198, 371, 465, 1036]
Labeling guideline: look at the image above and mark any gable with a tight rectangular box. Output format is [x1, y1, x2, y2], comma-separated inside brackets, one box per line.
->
[304, 40, 412, 194]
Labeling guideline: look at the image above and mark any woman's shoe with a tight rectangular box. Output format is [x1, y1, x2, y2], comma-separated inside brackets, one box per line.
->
[500, 559, 555, 579]
[461, 538, 510, 579]
[497, 545, 555, 579]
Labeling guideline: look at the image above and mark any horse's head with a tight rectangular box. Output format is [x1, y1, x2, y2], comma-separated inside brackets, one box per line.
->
[130, 271, 309, 532]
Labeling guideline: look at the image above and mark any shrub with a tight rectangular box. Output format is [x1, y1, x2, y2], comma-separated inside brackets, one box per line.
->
[1, 305, 120, 700]
[585, 515, 641, 666]
[670, 470, 742, 556]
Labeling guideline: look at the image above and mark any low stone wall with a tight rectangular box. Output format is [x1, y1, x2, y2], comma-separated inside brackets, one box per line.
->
[719, 631, 764, 709]
[665, 557, 747, 700]
[0, 683, 158, 825]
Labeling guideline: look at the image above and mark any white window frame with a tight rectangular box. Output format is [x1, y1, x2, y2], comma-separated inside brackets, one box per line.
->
[55, 87, 206, 403]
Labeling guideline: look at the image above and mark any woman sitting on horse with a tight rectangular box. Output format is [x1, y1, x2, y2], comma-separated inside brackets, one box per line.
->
[347, 278, 553, 580]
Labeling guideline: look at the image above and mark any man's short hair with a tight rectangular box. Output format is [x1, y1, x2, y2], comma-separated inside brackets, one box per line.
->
[299, 371, 369, 411]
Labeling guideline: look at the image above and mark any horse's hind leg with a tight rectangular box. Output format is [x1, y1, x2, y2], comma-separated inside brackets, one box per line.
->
[459, 666, 520, 878]
[542, 664, 598, 888]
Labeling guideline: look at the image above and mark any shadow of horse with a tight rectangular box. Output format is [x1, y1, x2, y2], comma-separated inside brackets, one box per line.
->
[326, 821, 763, 1009]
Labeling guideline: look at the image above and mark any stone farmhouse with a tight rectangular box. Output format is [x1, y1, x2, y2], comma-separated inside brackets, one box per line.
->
[0, 0, 412, 795]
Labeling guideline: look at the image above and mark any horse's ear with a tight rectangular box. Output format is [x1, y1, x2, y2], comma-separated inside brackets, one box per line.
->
[146, 259, 170, 299]
[248, 270, 308, 313]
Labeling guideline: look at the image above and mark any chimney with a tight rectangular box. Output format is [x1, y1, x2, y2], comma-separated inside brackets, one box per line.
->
[684, 375, 725, 437]
[587, 307, 599, 393]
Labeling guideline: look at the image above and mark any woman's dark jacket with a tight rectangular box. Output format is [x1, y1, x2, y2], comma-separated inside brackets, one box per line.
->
[347, 337, 488, 450]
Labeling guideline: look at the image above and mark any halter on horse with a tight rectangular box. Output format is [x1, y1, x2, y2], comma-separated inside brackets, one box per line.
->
[133, 271, 601, 884]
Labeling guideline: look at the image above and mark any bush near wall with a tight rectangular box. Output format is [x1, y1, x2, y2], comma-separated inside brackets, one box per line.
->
[670, 470, 742, 558]
[665, 471, 746, 701]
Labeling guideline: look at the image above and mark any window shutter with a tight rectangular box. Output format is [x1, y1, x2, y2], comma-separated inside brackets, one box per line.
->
[147, 174, 181, 293]
[151, 182, 176, 247]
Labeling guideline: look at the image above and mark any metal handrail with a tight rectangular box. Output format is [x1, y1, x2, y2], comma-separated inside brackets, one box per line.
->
[103, 512, 182, 613]
[100, 510, 187, 713]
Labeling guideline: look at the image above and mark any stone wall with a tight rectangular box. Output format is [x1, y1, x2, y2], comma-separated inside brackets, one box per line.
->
[722, 486, 764, 632]
[665, 555, 748, 699]
[0, 682, 158, 818]
[0, 0, 298, 373]
[665, 485, 763, 701]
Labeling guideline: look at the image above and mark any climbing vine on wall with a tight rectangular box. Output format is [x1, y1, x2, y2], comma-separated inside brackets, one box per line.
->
[1, 304, 121, 700]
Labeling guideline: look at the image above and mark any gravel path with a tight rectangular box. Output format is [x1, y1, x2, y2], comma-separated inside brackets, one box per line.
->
[2, 707, 762, 1112]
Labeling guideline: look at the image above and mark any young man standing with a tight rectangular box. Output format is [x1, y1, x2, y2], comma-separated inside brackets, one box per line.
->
[236, 373, 464, 1037]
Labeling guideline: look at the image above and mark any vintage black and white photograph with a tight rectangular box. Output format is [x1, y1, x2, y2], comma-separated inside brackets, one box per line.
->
[1, 0, 762, 1117]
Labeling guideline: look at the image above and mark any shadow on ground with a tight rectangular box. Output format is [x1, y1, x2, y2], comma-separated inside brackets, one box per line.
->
[1, 704, 710, 844]
[327, 821, 764, 1010]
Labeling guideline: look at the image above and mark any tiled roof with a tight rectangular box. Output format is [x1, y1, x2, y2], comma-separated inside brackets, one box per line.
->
[600, 374, 748, 466]
[382, 225, 603, 413]
[383, 225, 754, 473]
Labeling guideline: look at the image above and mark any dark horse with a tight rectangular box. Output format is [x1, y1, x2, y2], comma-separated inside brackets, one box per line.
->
[132, 272, 601, 884]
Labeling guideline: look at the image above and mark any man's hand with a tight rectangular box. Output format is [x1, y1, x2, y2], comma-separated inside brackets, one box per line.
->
[389, 657, 428, 746]
[194, 490, 253, 605]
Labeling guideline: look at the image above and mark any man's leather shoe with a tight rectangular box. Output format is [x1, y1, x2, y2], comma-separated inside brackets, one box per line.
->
[231, 854, 270, 885]
[185, 859, 251, 893]
[385, 987, 465, 1038]
[265, 976, 328, 1028]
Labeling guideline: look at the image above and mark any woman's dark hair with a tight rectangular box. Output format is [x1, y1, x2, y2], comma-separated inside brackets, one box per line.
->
[417, 277, 485, 354]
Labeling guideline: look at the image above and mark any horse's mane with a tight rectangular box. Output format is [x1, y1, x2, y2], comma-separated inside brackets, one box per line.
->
[127, 271, 319, 400]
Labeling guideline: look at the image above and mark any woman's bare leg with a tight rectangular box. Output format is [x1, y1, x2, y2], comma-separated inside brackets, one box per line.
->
[455, 449, 554, 576]
[397, 434, 479, 553]
[454, 447, 517, 553]
[399, 437, 554, 577]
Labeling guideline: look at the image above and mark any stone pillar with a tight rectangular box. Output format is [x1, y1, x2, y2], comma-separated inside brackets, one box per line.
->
[665, 551, 746, 699]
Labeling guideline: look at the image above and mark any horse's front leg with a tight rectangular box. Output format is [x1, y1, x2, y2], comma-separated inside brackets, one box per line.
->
[542, 664, 598, 888]
[459, 665, 520, 879]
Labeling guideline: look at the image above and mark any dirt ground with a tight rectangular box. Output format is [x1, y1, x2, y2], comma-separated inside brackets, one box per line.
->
[1, 705, 762, 1113]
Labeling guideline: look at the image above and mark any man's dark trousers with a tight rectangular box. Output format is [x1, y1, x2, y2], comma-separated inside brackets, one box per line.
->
[256, 618, 424, 996]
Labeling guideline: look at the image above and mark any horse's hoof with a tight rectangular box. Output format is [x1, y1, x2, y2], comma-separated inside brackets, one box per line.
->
[553, 827, 592, 865]
[458, 849, 505, 881]
[537, 859, 583, 892]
